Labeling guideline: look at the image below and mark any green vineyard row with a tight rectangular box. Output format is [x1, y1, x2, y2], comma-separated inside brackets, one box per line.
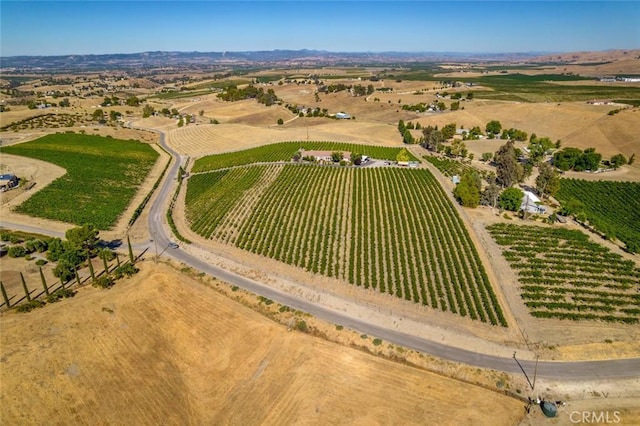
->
[186, 165, 507, 326]
[191, 141, 417, 173]
[487, 223, 640, 323]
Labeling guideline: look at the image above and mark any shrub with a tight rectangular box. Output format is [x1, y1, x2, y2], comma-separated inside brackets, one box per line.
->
[16, 299, 46, 312]
[93, 275, 115, 289]
[35, 259, 48, 266]
[8, 235, 23, 244]
[296, 320, 308, 332]
[113, 263, 138, 279]
[373, 338, 383, 346]
[8, 246, 27, 258]
[46, 288, 76, 303]
[25, 239, 48, 253]
[499, 187, 524, 212]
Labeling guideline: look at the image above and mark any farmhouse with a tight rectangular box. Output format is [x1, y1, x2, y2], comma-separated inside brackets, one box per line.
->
[521, 190, 546, 214]
[301, 150, 351, 163]
[0, 173, 18, 191]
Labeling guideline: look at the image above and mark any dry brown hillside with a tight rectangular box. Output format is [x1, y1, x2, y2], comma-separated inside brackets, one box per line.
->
[0, 262, 524, 426]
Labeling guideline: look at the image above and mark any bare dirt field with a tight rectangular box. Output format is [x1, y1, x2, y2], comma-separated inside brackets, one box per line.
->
[0, 261, 525, 426]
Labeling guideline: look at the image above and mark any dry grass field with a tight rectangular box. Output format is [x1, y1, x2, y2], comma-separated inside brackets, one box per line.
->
[410, 101, 640, 159]
[0, 261, 525, 426]
[166, 121, 404, 157]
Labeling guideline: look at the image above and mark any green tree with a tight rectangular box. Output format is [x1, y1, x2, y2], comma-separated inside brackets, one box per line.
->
[396, 148, 411, 162]
[553, 147, 582, 171]
[481, 182, 501, 208]
[59, 98, 71, 107]
[499, 187, 524, 211]
[142, 105, 155, 118]
[449, 139, 468, 158]
[610, 153, 626, 169]
[65, 224, 100, 259]
[485, 120, 502, 137]
[46, 238, 65, 261]
[442, 123, 457, 140]
[53, 259, 76, 283]
[575, 148, 601, 171]
[125, 96, 140, 107]
[402, 129, 415, 144]
[421, 126, 444, 152]
[92, 109, 105, 121]
[450, 101, 460, 111]
[331, 151, 343, 162]
[482, 152, 493, 162]
[495, 140, 523, 187]
[454, 171, 481, 207]
[528, 136, 555, 164]
[535, 162, 560, 199]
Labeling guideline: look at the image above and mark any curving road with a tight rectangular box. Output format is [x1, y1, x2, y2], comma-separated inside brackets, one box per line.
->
[4, 127, 640, 381]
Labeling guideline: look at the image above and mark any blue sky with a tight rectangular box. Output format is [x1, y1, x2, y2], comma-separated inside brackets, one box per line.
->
[1, 1, 638, 56]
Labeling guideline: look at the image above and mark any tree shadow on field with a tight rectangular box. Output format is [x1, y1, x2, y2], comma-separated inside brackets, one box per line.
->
[101, 239, 122, 250]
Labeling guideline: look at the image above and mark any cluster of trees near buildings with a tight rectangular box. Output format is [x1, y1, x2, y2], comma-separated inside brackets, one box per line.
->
[217, 84, 280, 106]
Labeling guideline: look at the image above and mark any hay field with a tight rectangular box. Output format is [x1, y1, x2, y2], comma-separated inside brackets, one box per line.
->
[0, 262, 524, 426]
[167, 121, 403, 157]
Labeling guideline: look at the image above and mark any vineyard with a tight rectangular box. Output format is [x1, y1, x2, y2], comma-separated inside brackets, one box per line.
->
[555, 179, 640, 252]
[487, 223, 640, 323]
[1, 133, 159, 230]
[423, 155, 493, 181]
[191, 141, 417, 173]
[423, 155, 476, 177]
[186, 164, 507, 326]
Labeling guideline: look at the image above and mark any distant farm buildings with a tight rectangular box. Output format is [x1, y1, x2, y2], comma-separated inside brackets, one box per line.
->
[300, 150, 352, 163]
[586, 99, 614, 105]
[335, 112, 351, 119]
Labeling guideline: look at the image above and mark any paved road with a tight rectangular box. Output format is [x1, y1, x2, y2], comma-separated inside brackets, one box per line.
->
[4, 128, 640, 381]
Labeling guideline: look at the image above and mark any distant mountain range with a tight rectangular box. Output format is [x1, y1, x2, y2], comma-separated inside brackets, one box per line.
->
[0, 49, 545, 71]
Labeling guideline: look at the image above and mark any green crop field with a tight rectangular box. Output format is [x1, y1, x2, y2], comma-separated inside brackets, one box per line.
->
[191, 141, 417, 173]
[186, 163, 507, 326]
[459, 74, 640, 102]
[488, 223, 640, 323]
[2, 133, 159, 230]
[555, 179, 640, 252]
